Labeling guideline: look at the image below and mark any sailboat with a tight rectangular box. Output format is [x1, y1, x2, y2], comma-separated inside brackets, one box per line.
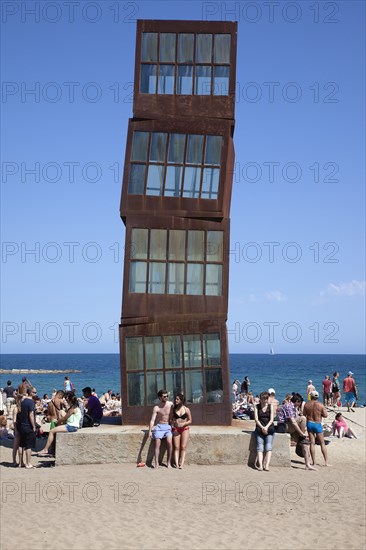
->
[269, 347, 275, 355]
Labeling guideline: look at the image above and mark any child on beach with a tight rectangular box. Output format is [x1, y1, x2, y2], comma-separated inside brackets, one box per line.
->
[332, 413, 357, 439]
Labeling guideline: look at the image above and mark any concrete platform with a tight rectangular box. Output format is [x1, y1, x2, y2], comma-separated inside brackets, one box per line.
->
[55, 424, 291, 467]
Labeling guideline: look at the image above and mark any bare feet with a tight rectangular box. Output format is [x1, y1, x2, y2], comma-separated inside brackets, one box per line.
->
[305, 465, 316, 470]
[25, 464, 34, 469]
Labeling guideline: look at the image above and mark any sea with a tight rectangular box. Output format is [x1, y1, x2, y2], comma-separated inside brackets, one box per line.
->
[1, 353, 365, 405]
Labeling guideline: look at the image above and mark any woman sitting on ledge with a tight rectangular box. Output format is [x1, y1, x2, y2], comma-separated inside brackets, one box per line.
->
[38, 392, 81, 456]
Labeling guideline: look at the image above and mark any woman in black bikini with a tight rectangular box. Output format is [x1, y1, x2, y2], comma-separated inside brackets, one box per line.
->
[169, 394, 192, 469]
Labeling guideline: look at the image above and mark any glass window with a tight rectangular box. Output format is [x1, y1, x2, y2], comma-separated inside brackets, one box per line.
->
[178, 33, 194, 63]
[128, 164, 146, 194]
[203, 334, 221, 366]
[157, 65, 175, 94]
[206, 231, 223, 262]
[187, 230, 204, 261]
[146, 165, 165, 196]
[140, 64, 157, 93]
[125, 337, 144, 371]
[205, 368, 223, 402]
[129, 261, 147, 293]
[148, 262, 166, 293]
[205, 264, 222, 296]
[205, 135, 222, 166]
[213, 66, 229, 96]
[183, 335, 202, 367]
[127, 373, 145, 406]
[131, 132, 149, 162]
[146, 372, 164, 405]
[168, 133, 186, 164]
[164, 166, 183, 197]
[201, 168, 219, 199]
[186, 134, 204, 164]
[214, 34, 231, 64]
[150, 229, 167, 260]
[195, 66, 211, 95]
[182, 167, 201, 198]
[141, 33, 158, 62]
[130, 228, 148, 259]
[159, 33, 176, 62]
[150, 132, 167, 163]
[196, 34, 212, 63]
[145, 336, 163, 370]
[168, 262, 185, 294]
[164, 335, 182, 369]
[186, 264, 203, 294]
[177, 65, 193, 94]
[185, 370, 203, 404]
[166, 371, 183, 400]
[168, 230, 186, 261]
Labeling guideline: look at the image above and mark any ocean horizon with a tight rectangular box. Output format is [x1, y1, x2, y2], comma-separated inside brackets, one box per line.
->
[1, 353, 365, 405]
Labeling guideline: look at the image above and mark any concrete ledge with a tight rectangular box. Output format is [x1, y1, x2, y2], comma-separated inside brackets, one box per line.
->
[55, 426, 291, 467]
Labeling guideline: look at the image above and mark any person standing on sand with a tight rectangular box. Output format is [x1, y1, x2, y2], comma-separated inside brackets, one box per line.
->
[332, 371, 341, 407]
[253, 391, 275, 471]
[303, 390, 329, 467]
[148, 389, 173, 469]
[267, 388, 279, 415]
[64, 376, 72, 392]
[241, 376, 250, 395]
[343, 372, 357, 412]
[322, 375, 332, 406]
[18, 387, 37, 469]
[169, 394, 192, 469]
[306, 380, 316, 400]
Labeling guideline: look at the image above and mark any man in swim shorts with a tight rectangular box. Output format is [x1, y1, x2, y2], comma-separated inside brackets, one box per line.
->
[148, 389, 173, 469]
[303, 390, 329, 467]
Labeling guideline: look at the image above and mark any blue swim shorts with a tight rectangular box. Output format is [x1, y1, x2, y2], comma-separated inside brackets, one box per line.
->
[345, 392, 355, 403]
[152, 424, 172, 440]
[307, 421, 323, 434]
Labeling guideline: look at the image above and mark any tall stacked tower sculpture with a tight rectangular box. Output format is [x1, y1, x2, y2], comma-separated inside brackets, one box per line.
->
[119, 20, 237, 425]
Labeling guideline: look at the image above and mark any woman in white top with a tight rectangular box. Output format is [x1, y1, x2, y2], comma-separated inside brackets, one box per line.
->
[38, 393, 81, 456]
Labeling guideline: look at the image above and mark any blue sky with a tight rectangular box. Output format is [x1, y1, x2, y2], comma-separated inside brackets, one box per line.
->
[1, 0, 365, 354]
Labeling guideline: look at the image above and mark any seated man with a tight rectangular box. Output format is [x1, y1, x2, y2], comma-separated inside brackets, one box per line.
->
[82, 387, 103, 424]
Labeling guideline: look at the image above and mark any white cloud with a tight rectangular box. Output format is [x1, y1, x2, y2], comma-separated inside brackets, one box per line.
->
[316, 280, 366, 304]
[265, 290, 287, 302]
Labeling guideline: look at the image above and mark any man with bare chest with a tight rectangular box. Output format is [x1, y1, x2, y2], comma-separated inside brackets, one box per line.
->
[303, 391, 329, 466]
[148, 389, 173, 468]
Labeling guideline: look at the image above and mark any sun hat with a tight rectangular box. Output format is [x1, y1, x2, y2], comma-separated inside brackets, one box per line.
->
[347, 371, 354, 376]
[308, 380, 312, 384]
[310, 390, 319, 398]
[268, 388, 275, 395]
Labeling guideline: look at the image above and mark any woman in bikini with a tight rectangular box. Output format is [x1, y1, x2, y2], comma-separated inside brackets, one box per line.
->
[169, 394, 192, 469]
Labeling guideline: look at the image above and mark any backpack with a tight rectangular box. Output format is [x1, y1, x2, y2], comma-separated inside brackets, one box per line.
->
[82, 413, 94, 428]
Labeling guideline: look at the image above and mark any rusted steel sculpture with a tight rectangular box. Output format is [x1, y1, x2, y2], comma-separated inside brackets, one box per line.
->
[119, 20, 237, 424]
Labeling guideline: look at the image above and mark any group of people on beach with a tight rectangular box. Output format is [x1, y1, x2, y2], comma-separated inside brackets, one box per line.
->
[252, 374, 359, 472]
[307, 371, 359, 412]
[0, 377, 122, 468]
[1, 370, 360, 471]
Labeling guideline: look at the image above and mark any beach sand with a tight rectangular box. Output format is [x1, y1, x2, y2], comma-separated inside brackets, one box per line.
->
[1, 407, 365, 550]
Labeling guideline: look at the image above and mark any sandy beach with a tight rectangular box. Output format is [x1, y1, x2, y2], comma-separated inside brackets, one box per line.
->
[1, 407, 365, 550]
